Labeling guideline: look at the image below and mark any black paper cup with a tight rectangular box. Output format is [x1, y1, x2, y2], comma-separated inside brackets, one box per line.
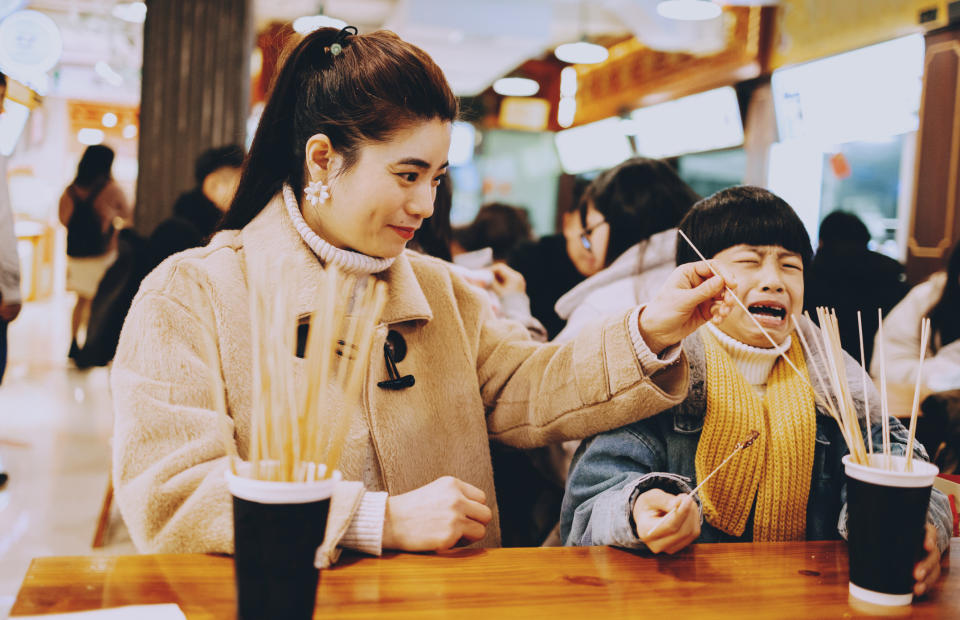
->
[226, 464, 338, 620]
[843, 454, 938, 606]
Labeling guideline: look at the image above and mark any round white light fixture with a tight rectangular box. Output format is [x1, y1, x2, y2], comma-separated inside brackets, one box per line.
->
[656, 0, 723, 21]
[78, 128, 105, 145]
[292, 15, 348, 35]
[122, 124, 137, 139]
[492, 77, 539, 97]
[101, 112, 118, 128]
[112, 2, 146, 24]
[554, 41, 608, 65]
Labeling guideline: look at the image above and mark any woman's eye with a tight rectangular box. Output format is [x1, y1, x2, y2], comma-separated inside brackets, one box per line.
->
[398, 172, 418, 183]
[432, 174, 445, 186]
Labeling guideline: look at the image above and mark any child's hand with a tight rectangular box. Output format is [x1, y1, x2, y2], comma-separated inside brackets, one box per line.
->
[633, 489, 700, 553]
[913, 523, 941, 596]
[638, 261, 734, 353]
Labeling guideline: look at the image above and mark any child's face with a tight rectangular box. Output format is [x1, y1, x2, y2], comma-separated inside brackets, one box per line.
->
[711, 244, 804, 348]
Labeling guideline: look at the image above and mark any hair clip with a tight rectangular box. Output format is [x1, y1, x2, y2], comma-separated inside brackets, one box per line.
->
[329, 25, 358, 57]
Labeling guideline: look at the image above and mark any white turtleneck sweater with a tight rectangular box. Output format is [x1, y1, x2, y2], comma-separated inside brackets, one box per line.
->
[705, 322, 792, 394]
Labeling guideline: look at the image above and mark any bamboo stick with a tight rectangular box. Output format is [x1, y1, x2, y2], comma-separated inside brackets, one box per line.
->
[877, 308, 891, 467]
[904, 318, 930, 472]
[856, 311, 873, 459]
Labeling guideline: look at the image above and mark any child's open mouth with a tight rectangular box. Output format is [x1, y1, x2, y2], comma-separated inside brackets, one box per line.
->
[748, 303, 787, 327]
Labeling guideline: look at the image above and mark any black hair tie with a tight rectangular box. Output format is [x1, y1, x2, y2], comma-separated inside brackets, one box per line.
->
[329, 25, 358, 57]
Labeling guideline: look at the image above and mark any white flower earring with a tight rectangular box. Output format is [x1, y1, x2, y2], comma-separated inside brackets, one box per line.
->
[304, 180, 330, 206]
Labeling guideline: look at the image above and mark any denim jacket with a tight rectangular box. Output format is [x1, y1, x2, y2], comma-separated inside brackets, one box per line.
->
[561, 319, 953, 554]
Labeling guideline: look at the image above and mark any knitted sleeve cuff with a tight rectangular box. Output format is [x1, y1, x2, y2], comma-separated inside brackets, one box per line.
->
[338, 491, 387, 556]
[628, 306, 682, 377]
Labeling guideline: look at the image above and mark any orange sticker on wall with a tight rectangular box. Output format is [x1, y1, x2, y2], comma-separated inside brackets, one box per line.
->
[829, 152, 852, 179]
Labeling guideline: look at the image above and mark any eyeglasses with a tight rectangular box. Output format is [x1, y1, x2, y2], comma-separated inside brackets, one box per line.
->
[579, 220, 608, 251]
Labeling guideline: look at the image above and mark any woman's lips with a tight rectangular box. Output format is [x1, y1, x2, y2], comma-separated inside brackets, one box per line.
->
[389, 225, 415, 240]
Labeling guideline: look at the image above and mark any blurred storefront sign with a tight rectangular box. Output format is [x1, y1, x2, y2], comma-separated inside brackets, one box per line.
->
[571, 6, 772, 127]
[771, 0, 948, 70]
[628, 86, 744, 159]
[498, 97, 550, 132]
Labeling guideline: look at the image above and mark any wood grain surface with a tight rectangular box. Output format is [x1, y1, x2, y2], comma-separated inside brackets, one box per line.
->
[11, 540, 957, 619]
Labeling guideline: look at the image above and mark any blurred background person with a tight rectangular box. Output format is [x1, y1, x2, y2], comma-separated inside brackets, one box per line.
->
[509, 179, 591, 339]
[58, 145, 132, 361]
[0, 71, 20, 387]
[873, 241, 960, 474]
[150, 144, 244, 264]
[874, 240, 960, 393]
[452, 202, 533, 262]
[553, 158, 700, 342]
[805, 211, 908, 366]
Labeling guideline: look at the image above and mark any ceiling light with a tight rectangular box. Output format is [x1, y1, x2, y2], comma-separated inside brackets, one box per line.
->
[78, 128, 104, 145]
[560, 67, 578, 97]
[292, 15, 348, 35]
[557, 98, 576, 128]
[101, 112, 118, 128]
[492, 77, 539, 97]
[112, 2, 146, 24]
[554, 41, 608, 65]
[656, 0, 723, 21]
[123, 124, 138, 139]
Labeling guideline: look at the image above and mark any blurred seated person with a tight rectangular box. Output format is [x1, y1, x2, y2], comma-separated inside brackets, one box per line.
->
[509, 181, 590, 339]
[873, 240, 960, 394]
[151, 145, 244, 262]
[561, 187, 951, 598]
[411, 178, 545, 341]
[805, 211, 908, 367]
[553, 158, 699, 342]
[452, 202, 533, 262]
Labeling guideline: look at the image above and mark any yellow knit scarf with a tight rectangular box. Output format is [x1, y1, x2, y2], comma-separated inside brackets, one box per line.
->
[695, 328, 817, 541]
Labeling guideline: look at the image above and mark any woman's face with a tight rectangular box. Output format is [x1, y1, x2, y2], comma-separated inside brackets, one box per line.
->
[304, 119, 451, 259]
[564, 202, 608, 277]
[710, 244, 805, 348]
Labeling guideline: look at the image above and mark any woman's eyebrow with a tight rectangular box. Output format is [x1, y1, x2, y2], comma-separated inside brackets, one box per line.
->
[395, 157, 449, 170]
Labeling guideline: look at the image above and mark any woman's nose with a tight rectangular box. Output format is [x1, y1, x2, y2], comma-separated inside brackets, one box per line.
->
[407, 185, 435, 219]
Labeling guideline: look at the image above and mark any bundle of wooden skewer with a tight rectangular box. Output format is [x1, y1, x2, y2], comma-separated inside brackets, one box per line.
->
[189, 262, 387, 483]
[677, 230, 930, 474]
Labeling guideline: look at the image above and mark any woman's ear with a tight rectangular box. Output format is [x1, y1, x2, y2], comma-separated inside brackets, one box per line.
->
[304, 133, 337, 184]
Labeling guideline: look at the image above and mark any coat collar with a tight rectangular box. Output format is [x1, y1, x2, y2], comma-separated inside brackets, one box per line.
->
[240, 195, 432, 326]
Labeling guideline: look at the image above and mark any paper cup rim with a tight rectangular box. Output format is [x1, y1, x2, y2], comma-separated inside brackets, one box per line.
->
[225, 462, 340, 504]
[842, 454, 938, 488]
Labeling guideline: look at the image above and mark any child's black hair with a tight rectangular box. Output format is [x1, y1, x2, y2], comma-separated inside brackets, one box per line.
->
[676, 186, 813, 267]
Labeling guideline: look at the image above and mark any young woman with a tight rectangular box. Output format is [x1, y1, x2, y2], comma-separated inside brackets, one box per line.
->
[58, 144, 132, 359]
[111, 27, 728, 565]
[553, 158, 700, 342]
[561, 187, 951, 597]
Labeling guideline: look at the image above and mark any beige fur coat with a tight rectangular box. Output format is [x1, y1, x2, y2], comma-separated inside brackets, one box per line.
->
[111, 196, 689, 563]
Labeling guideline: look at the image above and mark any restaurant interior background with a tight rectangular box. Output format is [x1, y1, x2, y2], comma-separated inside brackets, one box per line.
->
[2, 0, 960, 616]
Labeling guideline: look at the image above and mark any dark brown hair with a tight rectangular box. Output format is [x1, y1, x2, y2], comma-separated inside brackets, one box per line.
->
[582, 157, 700, 267]
[220, 28, 458, 230]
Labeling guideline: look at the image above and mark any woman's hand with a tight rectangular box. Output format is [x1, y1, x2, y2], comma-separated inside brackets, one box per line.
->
[633, 489, 700, 554]
[913, 523, 942, 596]
[487, 263, 526, 297]
[638, 261, 734, 353]
[382, 476, 493, 552]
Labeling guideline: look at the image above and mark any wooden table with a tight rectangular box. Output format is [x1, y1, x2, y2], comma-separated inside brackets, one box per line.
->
[11, 541, 957, 619]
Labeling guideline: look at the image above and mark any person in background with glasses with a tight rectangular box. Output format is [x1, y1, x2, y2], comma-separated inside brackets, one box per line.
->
[553, 158, 700, 342]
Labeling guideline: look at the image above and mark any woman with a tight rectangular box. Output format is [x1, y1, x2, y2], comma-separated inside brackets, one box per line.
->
[873, 241, 960, 393]
[111, 27, 726, 565]
[58, 144, 132, 359]
[553, 158, 700, 342]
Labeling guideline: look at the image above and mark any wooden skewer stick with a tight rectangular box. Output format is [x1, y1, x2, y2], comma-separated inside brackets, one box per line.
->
[644, 431, 759, 539]
[677, 229, 811, 390]
[904, 317, 930, 472]
[877, 307, 891, 468]
[856, 311, 873, 459]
